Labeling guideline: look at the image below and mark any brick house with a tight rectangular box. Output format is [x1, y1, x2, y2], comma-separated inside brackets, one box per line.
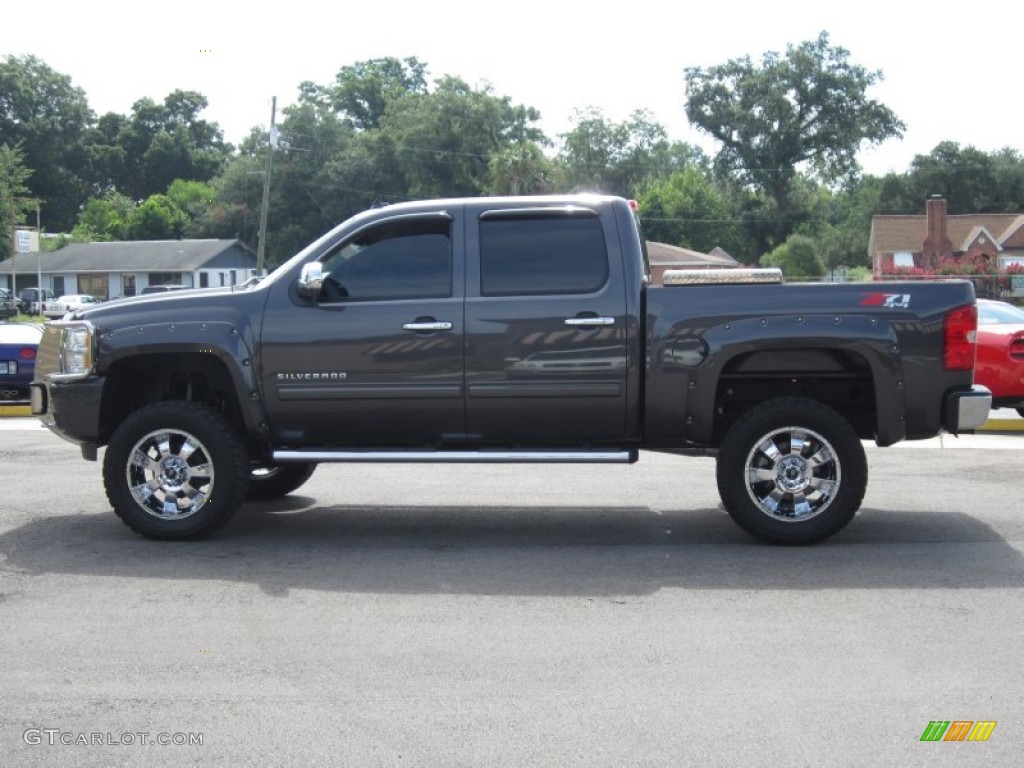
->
[869, 197, 1024, 280]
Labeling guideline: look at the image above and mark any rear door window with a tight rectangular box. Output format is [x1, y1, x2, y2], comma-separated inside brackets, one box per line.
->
[479, 214, 608, 296]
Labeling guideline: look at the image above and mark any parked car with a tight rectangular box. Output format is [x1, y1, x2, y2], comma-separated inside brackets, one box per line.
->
[975, 299, 1024, 417]
[0, 322, 43, 403]
[56, 294, 103, 314]
[0, 288, 18, 320]
[16, 287, 59, 315]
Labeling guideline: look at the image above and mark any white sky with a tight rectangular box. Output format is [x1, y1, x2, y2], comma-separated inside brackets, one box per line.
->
[8, 0, 1023, 177]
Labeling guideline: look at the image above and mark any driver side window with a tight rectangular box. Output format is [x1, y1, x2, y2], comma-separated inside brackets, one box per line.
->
[319, 217, 452, 301]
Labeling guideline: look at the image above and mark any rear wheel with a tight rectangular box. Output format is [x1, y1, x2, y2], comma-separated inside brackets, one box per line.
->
[103, 401, 249, 540]
[716, 398, 867, 545]
[247, 462, 317, 500]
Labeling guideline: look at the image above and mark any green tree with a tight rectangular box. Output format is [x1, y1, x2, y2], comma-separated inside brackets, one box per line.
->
[685, 32, 904, 251]
[381, 75, 544, 198]
[166, 178, 216, 233]
[302, 56, 429, 130]
[811, 175, 882, 270]
[0, 144, 33, 261]
[86, 90, 231, 200]
[192, 158, 260, 245]
[637, 166, 743, 254]
[0, 55, 93, 230]
[125, 194, 187, 240]
[486, 141, 553, 195]
[72, 190, 134, 240]
[760, 234, 826, 280]
[875, 142, 1024, 214]
[557, 108, 670, 195]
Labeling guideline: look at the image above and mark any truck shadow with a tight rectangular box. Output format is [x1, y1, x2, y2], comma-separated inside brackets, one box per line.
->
[1, 501, 1021, 597]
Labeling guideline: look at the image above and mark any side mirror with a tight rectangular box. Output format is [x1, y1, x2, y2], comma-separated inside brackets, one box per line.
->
[297, 261, 324, 298]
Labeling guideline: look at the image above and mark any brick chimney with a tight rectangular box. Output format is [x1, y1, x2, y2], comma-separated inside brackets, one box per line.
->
[921, 195, 953, 270]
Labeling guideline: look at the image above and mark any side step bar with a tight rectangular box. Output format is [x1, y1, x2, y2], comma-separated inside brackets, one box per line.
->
[272, 449, 638, 464]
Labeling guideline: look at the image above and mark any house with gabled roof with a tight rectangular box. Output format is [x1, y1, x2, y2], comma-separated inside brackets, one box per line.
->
[869, 196, 1024, 279]
[0, 239, 257, 299]
[646, 241, 740, 284]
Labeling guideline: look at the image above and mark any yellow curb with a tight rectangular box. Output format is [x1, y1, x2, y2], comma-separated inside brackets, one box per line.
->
[978, 417, 1024, 432]
[0, 405, 31, 416]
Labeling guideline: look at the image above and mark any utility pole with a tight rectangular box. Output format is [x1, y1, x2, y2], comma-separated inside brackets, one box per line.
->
[256, 96, 277, 276]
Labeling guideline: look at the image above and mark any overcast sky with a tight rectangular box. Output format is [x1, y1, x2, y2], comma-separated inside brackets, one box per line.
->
[9, 0, 1022, 177]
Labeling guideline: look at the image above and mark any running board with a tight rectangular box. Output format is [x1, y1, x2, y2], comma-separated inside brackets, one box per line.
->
[272, 449, 638, 464]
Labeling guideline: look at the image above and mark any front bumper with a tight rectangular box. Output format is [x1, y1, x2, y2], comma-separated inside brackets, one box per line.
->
[943, 385, 992, 432]
[30, 377, 105, 452]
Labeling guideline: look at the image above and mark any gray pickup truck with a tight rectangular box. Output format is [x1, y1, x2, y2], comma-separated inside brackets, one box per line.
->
[31, 195, 991, 544]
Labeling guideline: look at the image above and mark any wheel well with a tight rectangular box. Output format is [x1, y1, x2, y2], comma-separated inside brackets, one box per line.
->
[714, 348, 877, 441]
[99, 353, 247, 444]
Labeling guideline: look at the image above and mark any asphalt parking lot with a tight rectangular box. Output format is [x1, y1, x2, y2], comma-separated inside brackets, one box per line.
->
[0, 417, 1021, 766]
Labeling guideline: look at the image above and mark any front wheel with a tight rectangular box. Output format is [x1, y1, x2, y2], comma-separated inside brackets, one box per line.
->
[716, 398, 867, 545]
[103, 401, 250, 540]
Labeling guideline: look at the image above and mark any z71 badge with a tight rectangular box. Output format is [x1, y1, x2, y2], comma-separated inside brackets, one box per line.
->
[859, 292, 911, 308]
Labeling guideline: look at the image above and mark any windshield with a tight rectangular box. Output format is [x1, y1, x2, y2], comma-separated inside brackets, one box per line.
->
[978, 301, 1024, 324]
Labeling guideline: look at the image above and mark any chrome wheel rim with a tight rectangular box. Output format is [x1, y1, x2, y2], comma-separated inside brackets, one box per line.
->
[126, 428, 215, 520]
[743, 426, 841, 522]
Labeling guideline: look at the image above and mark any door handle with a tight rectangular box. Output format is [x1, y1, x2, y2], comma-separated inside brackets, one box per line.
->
[402, 321, 453, 331]
[564, 317, 615, 327]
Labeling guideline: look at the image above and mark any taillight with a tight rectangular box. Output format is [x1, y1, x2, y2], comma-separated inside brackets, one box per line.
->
[944, 305, 977, 371]
[19, 347, 36, 360]
[1010, 335, 1024, 362]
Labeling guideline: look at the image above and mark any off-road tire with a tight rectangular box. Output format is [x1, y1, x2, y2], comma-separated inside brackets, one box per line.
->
[103, 401, 250, 540]
[716, 397, 867, 545]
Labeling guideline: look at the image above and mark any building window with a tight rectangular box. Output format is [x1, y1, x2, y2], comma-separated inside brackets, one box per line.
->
[893, 251, 915, 268]
[148, 272, 181, 287]
[78, 274, 108, 300]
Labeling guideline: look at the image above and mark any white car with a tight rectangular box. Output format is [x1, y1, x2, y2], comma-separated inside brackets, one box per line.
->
[55, 294, 102, 315]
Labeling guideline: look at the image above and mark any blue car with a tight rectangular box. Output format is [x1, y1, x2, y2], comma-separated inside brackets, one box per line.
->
[0, 322, 43, 403]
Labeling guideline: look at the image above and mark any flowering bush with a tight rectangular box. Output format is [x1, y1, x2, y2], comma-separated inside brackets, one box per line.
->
[878, 257, 1024, 297]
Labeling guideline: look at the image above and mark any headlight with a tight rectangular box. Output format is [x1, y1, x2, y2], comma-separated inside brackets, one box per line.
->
[50, 323, 95, 381]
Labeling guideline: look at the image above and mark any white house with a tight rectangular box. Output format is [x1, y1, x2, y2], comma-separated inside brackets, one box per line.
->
[0, 239, 258, 299]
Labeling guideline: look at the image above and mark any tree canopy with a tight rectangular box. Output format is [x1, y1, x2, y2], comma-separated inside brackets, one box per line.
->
[875, 141, 1024, 214]
[83, 89, 231, 200]
[760, 234, 826, 280]
[685, 32, 904, 252]
[0, 143, 33, 261]
[0, 54, 93, 230]
[8, 47, 1024, 276]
